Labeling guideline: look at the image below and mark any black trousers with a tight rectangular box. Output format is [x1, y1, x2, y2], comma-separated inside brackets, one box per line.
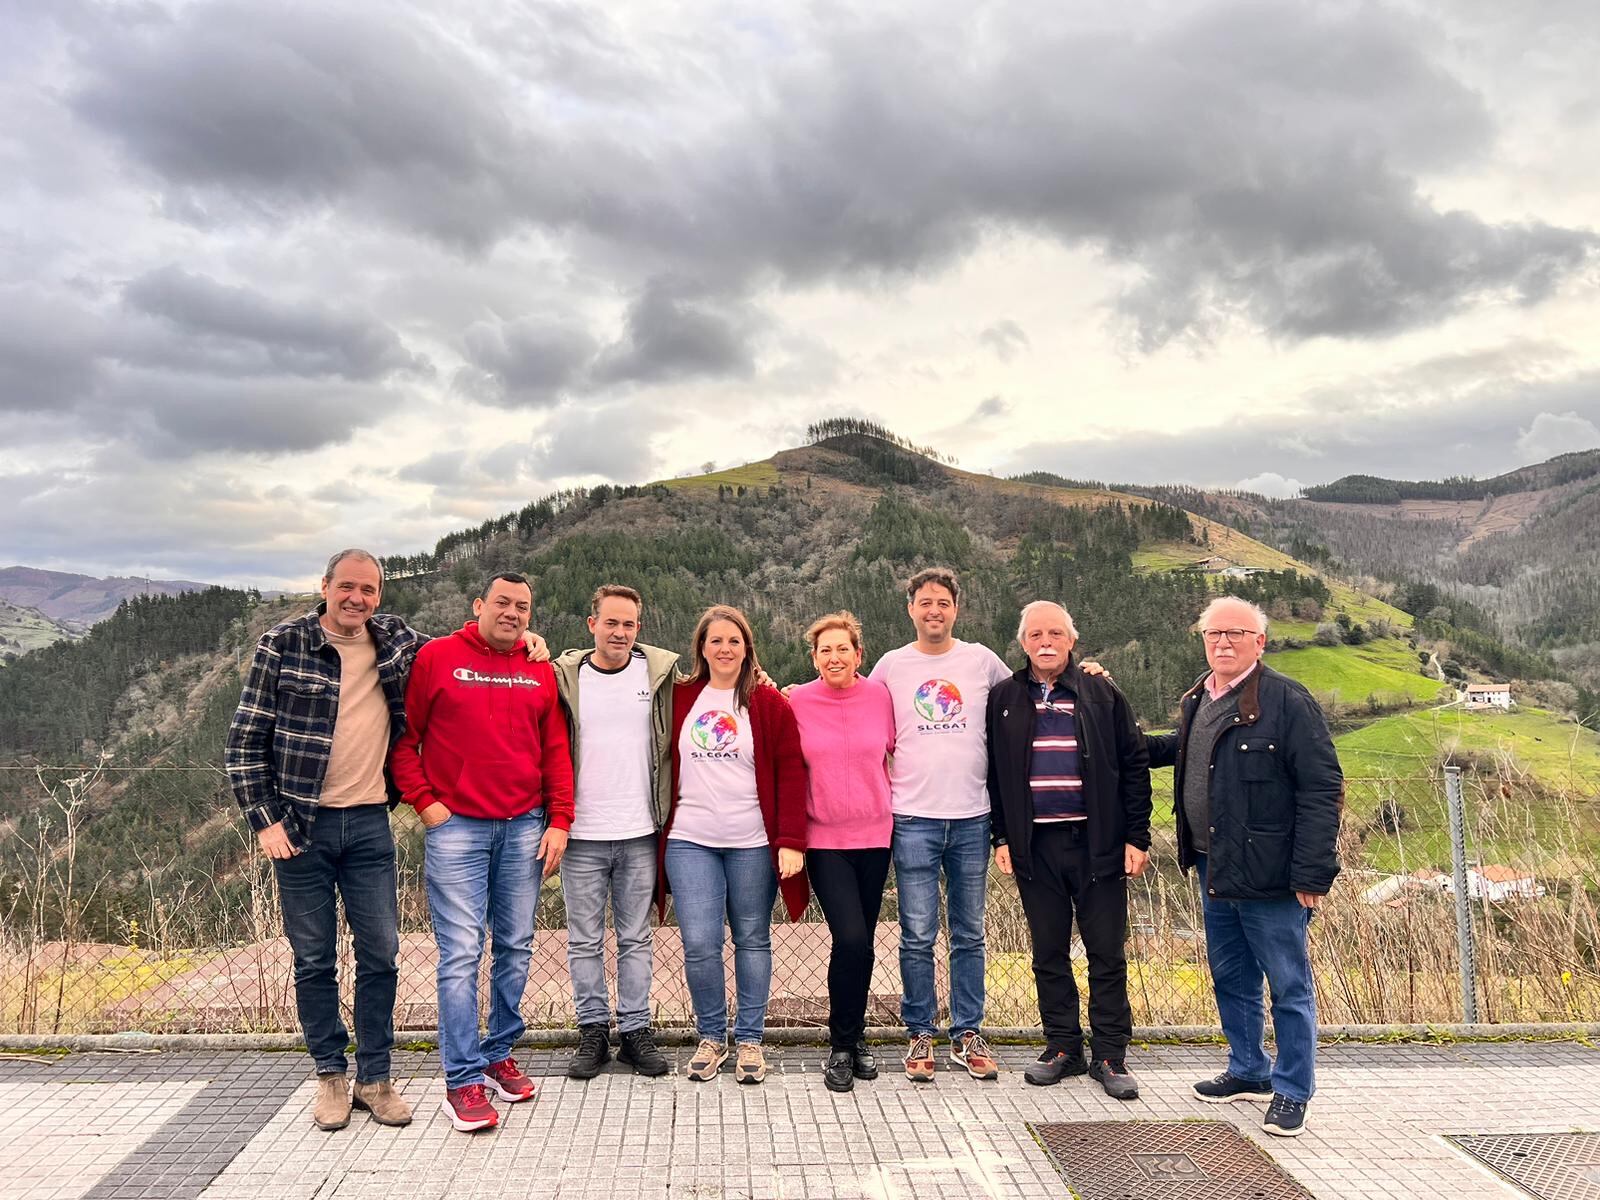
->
[808, 847, 891, 1049]
[1014, 821, 1132, 1060]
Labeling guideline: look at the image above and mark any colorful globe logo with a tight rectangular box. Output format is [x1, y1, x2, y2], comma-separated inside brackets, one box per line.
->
[691, 710, 740, 752]
[913, 679, 964, 723]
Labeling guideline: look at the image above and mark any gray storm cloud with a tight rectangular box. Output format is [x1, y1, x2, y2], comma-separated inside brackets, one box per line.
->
[2, 0, 1597, 579]
[56, 0, 1596, 346]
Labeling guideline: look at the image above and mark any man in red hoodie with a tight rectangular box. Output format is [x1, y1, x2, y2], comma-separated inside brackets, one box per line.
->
[390, 572, 574, 1132]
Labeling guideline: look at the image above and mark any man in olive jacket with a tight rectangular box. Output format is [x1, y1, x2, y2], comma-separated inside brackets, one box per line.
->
[550, 584, 679, 1080]
[1147, 596, 1343, 1139]
[987, 601, 1152, 1099]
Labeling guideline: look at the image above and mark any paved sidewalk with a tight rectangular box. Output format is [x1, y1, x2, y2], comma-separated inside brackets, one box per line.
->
[1, 1040, 1595, 1199]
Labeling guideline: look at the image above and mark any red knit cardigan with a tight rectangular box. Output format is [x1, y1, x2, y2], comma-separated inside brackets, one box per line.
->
[655, 677, 810, 922]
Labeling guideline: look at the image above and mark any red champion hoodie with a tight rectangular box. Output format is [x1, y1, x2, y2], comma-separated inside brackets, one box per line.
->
[389, 621, 574, 827]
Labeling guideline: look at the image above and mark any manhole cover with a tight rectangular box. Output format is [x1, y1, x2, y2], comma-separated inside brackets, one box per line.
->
[1447, 1132, 1600, 1199]
[1030, 1121, 1313, 1199]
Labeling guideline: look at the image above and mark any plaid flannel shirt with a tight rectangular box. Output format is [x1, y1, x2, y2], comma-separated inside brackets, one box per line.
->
[225, 605, 427, 851]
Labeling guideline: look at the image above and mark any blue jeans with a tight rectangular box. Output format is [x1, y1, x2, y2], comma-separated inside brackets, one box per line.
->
[891, 813, 990, 1039]
[424, 809, 546, 1088]
[664, 841, 778, 1044]
[1197, 854, 1318, 1102]
[273, 804, 399, 1082]
[562, 835, 658, 1032]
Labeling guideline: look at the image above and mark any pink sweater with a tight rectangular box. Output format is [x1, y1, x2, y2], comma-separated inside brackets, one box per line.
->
[789, 675, 896, 850]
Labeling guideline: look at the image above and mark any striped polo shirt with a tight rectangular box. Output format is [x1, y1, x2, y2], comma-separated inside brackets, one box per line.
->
[1028, 675, 1084, 821]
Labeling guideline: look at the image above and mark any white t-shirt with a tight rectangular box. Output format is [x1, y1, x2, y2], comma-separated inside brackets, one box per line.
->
[670, 686, 766, 848]
[570, 653, 655, 841]
[870, 639, 1012, 819]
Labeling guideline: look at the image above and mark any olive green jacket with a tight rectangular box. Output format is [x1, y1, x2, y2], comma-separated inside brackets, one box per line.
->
[552, 643, 680, 829]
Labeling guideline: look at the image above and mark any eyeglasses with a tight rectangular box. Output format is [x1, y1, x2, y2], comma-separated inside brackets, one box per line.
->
[1200, 628, 1261, 644]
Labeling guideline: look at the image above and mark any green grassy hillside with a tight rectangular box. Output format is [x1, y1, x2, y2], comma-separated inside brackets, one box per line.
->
[1334, 706, 1600, 875]
[0, 598, 74, 664]
[1336, 705, 1600, 784]
[1268, 640, 1448, 710]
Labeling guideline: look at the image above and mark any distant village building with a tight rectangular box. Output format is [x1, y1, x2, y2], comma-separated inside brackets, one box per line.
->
[1463, 683, 1513, 710]
[1180, 557, 1265, 578]
[1359, 864, 1542, 905]
[1470, 864, 1542, 901]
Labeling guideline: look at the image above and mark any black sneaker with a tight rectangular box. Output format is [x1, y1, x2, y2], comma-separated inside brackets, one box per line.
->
[1263, 1093, 1309, 1137]
[1192, 1071, 1273, 1104]
[851, 1041, 879, 1081]
[567, 1024, 612, 1079]
[1024, 1046, 1088, 1087]
[823, 1049, 855, 1093]
[617, 1027, 669, 1077]
[1088, 1057, 1140, 1101]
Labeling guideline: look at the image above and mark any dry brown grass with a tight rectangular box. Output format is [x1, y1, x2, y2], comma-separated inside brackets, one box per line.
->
[2, 769, 1596, 1034]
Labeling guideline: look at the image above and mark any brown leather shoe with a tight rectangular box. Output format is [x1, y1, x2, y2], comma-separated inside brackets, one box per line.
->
[313, 1073, 351, 1131]
[352, 1079, 413, 1126]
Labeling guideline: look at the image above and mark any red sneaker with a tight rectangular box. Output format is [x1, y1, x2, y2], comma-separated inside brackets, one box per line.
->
[441, 1083, 498, 1132]
[482, 1056, 537, 1102]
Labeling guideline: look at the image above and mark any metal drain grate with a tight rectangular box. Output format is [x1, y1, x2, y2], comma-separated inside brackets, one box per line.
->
[1447, 1133, 1600, 1199]
[1030, 1121, 1314, 1199]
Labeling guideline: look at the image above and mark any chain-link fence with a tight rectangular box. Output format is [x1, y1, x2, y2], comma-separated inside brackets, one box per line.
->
[2, 763, 1596, 1036]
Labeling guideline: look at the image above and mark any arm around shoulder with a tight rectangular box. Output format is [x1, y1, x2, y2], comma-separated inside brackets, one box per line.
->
[1284, 682, 1344, 895]
[767, 691, 809, 851]
[225, 631, 287, 832]
[1110, 687, 1152, 850]
[1145, 730, 1179, 769]
[387, 648, 437, 809]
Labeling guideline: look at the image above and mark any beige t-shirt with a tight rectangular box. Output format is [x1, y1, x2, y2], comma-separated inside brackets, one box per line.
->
[319, 626, 390, 809]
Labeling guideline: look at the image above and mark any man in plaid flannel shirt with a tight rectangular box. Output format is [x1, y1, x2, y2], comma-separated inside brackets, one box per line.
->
[225, 548, 544, 1133]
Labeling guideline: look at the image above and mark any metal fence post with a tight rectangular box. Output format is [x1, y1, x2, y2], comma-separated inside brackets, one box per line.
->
[1444, 766, 1479, 1023]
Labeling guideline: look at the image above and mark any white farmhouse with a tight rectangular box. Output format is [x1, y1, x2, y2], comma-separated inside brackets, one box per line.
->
[1463, 682, 1512, 709]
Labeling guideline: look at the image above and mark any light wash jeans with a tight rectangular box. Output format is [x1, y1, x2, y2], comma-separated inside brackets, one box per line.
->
[424, 809, 546, 1088]
[561, 834, 657, 1032]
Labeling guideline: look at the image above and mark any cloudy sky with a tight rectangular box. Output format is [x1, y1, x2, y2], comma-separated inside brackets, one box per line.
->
[4, 0, 1598, 588]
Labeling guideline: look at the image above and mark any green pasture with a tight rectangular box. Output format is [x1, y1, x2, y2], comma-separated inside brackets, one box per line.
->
[1336, 705, 1600, 785]
[1269, 640, 1447, 709]
[655, 462, 783, 492]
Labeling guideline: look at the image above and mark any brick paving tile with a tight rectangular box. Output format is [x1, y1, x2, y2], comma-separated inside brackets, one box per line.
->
[1, 1042, 1595, 1197]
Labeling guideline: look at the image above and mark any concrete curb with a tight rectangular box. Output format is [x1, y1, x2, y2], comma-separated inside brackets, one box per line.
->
[2, 1022, 1596, 1053]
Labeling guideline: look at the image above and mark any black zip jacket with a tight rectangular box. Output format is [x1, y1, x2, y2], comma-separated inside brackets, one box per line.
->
[1146, 663, 1343, 901]
[986, 662, 1152, 882]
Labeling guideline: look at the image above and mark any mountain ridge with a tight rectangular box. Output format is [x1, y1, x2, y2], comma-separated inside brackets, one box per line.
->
[0, 565, 212, 631]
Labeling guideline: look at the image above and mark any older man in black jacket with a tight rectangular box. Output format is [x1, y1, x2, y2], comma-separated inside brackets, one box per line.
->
[987, 601, 1151, 1098]
[1147, 596, 1343, 1139]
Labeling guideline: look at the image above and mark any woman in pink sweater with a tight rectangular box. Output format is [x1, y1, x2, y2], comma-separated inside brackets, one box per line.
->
[787, 610, 897, 1093]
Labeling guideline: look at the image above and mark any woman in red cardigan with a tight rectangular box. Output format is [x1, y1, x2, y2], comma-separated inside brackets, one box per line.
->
[659, 604, 808, 1085]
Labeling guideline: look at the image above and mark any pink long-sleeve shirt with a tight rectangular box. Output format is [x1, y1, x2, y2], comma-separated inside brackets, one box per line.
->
[788, 675, 896, 850]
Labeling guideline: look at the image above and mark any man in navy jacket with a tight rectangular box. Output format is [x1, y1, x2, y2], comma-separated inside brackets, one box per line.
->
[1147, 596, 1343, 1138]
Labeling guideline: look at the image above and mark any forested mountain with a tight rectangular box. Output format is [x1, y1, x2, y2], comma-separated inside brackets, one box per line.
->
[0, 566, 212, 635]
[1171, 455, 1600, 696]
[1301, 450, 1600, 503]
[0, 588, 257, 756]
[7, 429, 1590, 942]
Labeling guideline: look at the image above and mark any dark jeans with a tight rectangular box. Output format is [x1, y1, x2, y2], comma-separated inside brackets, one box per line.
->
[1197, 853, 1318, 1101]
[273, 804, 399, 1082]
[808, 847, 891, 1050]
[1013, 821, 1131, 1061]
